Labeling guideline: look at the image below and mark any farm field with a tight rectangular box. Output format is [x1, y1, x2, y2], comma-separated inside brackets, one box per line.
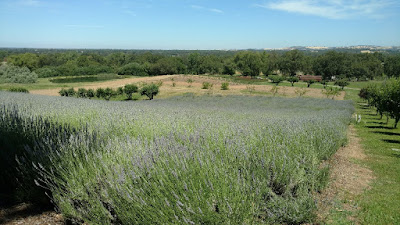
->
[24, 75, 345, 100]
[0, 92, 353, 224]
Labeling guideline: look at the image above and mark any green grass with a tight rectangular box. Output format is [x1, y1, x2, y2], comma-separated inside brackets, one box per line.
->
[343, 88, 400, 224]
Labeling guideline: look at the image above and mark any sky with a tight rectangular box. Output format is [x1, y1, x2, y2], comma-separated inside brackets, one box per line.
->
[0, 0, 399, 49]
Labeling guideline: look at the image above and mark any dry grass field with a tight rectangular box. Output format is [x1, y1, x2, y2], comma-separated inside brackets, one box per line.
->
[30, 75, 345, 100]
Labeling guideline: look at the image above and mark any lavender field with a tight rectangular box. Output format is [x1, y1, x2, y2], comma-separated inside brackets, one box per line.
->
[0, 92, 353, 224]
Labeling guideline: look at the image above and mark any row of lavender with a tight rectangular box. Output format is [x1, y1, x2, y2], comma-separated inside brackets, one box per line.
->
[0, 92, 353, 224]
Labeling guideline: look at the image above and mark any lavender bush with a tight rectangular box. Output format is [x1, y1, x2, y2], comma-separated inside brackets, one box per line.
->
[0, 91, 353, 224]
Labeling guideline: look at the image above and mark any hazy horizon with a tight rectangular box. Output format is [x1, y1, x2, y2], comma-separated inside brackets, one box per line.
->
[1, 0, 399, 50]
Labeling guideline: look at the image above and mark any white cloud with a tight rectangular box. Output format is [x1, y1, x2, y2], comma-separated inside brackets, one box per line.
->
[256, 0, 397, 19]
[191, 5, 224, 14]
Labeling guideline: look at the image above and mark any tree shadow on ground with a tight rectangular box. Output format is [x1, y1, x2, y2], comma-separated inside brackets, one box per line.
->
[366, 126, 395, 130]
[367, 121, 387, 125]
[382, 139, 400, 144]
[0, 203, 53, 224]
[373, 131, 400, 136]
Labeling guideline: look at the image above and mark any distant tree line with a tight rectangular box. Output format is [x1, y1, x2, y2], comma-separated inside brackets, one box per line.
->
[2, 49, 399, 81]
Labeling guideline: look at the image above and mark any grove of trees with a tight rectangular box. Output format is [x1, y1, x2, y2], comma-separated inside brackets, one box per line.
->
[359, 79, 400, 128]
[1, 49, 399, 83]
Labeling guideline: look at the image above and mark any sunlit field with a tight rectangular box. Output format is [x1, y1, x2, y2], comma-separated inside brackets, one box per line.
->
[0, 92, 353, 224]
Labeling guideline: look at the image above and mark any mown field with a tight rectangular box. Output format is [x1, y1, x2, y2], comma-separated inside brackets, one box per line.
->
[0, 92, 353, 224]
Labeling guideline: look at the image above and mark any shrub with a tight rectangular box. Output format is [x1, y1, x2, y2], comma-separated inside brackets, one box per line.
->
[0, 64, 38, 83]
[187, 78, 194, 87]
[103, 88, 115, 101]
[221, 82, 229, 90]
[8, 87, 29, 93]
[77, 88, 87, 98]
[96, 88, 105, 98]
[295, 88, 308, 97]
[66, 88, 76, 97]
[202, 82, 213, 89]
[124, 84, 139, 100]
[59, 88, 67, 96]
[322, 87, 341, 99]
[87, 89, 95, 99]
[140, 83, 159, 100]
[334, 79, 349, 90]
[269, 75, 285, 86]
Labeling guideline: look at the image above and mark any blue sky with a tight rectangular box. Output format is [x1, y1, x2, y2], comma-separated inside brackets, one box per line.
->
[0, 0, 399, 49]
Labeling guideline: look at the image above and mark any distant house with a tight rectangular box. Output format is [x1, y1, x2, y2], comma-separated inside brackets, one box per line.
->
[298, 75, 322, 82]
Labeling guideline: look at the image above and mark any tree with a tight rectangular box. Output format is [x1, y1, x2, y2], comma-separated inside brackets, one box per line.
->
[222, 62, 236, 75]
[306, 79, 315, 88]
[335, 79, 349, 90]
[287, 76, 299, 86]
[269, 75, 285, 86]
[279, 50, 306, 76]
[117, 63, 148, 76]
[313, 51, 351, 80]
[140, 83, 159, 100]
[124, 84, 139, 100]
[234, 51, 262, 78]
[384, 55, 400, 78]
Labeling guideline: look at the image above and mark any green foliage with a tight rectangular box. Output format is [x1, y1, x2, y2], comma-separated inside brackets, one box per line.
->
[35, 67, 58, 78]
[59, 88, 76, 97]
[117, 62, 148, 76]
[279, 50, 306, 76]
[140, 83, 159, 100]
[103, 87, 115, 101]
[124, 84, 139, 100]
[287, 76, 299, 86]
[221, 82, 229, 90]
[8, 87, 29, 93]
[268, 75, 285, 85]
[361, 79, 400, 127]
[0, 64, 38, 83]
[306, 79, 316, 88]
[95, 88, 105, 98]
[222, 61, 236, 75]
[335, 79, 350, 90]
[384, 55, 400, 78]
[234, 51, 262, 78]
[86, 89, 95, 99]
[77, 88, 87, 98]
[202, 82, 213, 89]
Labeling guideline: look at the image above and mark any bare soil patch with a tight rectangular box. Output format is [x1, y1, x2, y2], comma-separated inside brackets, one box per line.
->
[30, 75, 345, 100]
[316, 125, 374, 224]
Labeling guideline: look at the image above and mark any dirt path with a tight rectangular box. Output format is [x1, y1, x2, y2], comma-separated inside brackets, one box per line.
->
[30, 75, 345, 100]
[316, 125, 374, 224]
